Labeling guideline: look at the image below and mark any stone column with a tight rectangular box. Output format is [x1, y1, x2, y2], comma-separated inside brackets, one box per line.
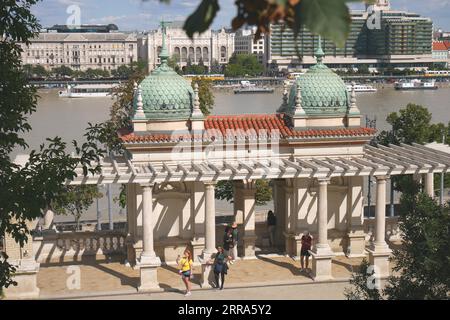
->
[346, 177, 366, 257]
[125, 183, 137, 266]
[368, 176, 392, 279]
[424, 173, 434, 198]
[241, 182, 257, 259]
[282, 179, 296, 256]
[203, 182, 216, 257]
[190, 182, 206, 262]
[3, 220, 40, 299]
[138, 184, 161, 292]
[200, 181, 216, 288]
[311, 178, 333, 281]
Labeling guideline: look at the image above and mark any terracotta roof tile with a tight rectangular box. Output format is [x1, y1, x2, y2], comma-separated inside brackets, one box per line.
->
[433, 41, 448, 51]
[119, 114, 377, 143]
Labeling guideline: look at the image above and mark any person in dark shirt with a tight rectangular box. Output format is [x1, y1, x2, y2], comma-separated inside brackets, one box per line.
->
[211, 246, 228, 290]
[223, 226, 234, 261]
[300, 231, 313, 272]
[267, 210, 277, 247]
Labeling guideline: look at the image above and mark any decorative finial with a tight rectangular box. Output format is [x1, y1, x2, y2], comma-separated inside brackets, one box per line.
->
[191, 82, 203, 119]
[134, 84, 145, 119]
[282, 80, 288, 106]
[294, 84, 305, 116]
[159, 20, 171, 64]
[133, 81, 138, 94]
[315, 35, 325, 64]
[348, 81, 360, 115]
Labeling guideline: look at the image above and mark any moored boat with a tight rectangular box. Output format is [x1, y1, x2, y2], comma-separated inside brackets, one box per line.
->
[233, 80, 274, 94]
[394, 79, 438, 90]
[345, 84, 377, 92]
[58, 83, 117, 98]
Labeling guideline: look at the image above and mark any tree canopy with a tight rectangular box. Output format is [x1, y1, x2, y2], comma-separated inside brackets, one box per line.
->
[0, 0, 105, 294]
[224, 54, 264, 77]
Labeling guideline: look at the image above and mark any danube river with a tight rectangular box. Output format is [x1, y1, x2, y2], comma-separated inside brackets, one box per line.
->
[13, 87, 450, 225]
[20, 87, 450, 153]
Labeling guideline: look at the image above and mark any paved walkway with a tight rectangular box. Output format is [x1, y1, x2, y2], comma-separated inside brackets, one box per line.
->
[37, 254, 373, 299]
[77, 281, 351, 300]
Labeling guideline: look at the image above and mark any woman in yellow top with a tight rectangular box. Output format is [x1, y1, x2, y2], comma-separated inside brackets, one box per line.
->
[177, 249, 193, 296]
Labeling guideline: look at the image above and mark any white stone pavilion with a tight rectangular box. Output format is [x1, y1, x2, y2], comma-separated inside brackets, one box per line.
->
[4, 28, 450, 298]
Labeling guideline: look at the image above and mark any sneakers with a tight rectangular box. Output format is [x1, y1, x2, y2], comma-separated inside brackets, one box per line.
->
[184, 291, 192, 297]
[229, 260, 234, 265]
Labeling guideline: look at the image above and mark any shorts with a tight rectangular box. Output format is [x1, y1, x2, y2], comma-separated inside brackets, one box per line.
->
[181, 270, 191, 278]
[300, 249, 311, 257]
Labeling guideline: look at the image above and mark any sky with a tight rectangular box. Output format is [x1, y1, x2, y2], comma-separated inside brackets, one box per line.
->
[31, 0, 450, 32]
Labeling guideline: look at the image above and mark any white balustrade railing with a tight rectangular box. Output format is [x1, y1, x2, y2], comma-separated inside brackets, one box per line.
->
[33, 230, 127, 262]
[363, 217, 402, 242]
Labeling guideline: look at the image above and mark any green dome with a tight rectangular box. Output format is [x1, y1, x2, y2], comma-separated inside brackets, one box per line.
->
[281, 39, 349, 116]
[133, 22, 193, 121]
[134, 63, 194, 120]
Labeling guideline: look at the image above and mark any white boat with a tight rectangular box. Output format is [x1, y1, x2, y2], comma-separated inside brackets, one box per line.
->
[58, 83, 117, 98]
[346, 84, 377, 92]
[394, 79, 438, 90]
[233, 80, 274, 94]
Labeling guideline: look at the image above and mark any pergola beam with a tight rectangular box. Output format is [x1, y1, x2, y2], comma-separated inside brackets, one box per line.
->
[282, 158, 303, 172]
[406, 143, 450, 164]
[376, 145, 430, 169]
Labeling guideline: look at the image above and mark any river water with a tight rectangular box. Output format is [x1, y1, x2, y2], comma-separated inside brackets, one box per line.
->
[13, 87, 450, 225]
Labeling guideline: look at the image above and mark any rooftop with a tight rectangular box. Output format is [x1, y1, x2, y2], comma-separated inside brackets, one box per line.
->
[121, 114, 376, 143]
[433, 41, 448, 51]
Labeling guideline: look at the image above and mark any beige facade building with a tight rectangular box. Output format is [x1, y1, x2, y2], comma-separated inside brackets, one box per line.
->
[138, 22, 235, 72]
[19, 32, 138, 71]
[234, 27, 268, 66]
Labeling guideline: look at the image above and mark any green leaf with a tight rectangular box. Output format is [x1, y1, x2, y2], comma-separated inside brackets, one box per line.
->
[183, 0, 219, 38]
[294, 0, 352, 47]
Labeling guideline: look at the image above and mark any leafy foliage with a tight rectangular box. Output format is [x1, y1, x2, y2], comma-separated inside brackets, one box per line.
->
[344, 258, 383, 300]
[191, 77, 214, 115]
[51, 185, 103, 231]
[215, 180, 273, 205]
[375, 103, 450, 191]
[384, 188, 450, 299]
[0, 252, 17, 298]
[0, 0, 106, 293]
[224, 54, 264, 77]
[345, 183, 450, 300]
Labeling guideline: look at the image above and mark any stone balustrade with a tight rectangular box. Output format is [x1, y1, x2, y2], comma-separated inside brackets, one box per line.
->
[363, 217, 402, 242]
[33, 230, 127, 263]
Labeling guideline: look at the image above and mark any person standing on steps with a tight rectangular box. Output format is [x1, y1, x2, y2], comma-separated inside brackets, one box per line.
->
[300, 231, 313, 273]
[177, 249, 194, 296]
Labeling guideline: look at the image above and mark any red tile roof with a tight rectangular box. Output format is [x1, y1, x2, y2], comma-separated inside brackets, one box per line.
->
[120, 114, 377, 143]
[444, 41, 450, 50]
[433, 41, 448, 51]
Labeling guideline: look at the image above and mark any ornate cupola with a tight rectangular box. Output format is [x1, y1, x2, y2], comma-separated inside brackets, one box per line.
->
[279, 36, 361, 128]
[132, 21, 203, 132]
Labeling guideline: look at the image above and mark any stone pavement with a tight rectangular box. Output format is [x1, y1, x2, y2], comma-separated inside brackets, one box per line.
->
[36, 254, 375, 299]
